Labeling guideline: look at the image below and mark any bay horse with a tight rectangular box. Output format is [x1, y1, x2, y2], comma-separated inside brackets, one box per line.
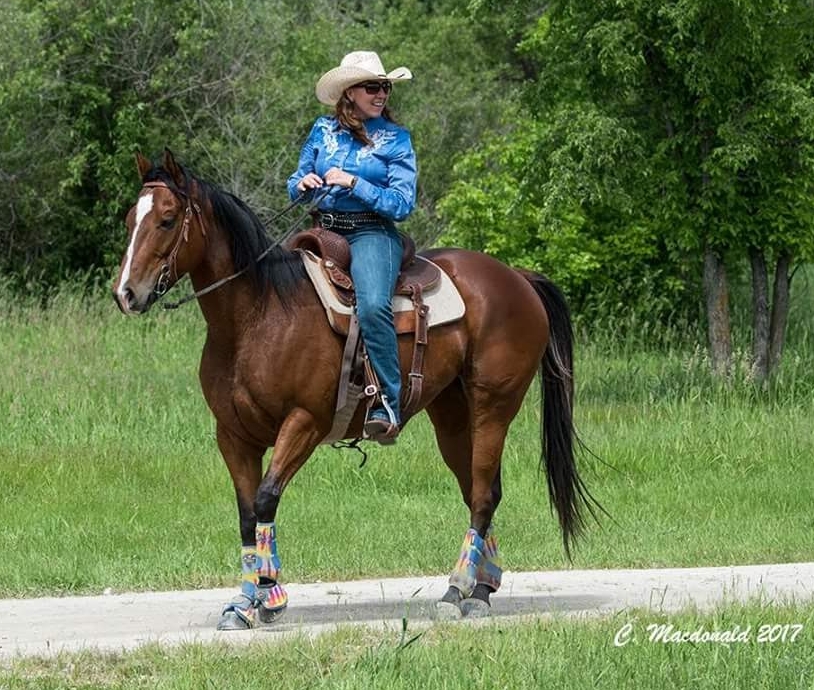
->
[113, 149, 596, 629]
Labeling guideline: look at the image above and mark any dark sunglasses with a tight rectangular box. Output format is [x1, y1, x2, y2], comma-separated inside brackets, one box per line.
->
[355, 80, 393, 95]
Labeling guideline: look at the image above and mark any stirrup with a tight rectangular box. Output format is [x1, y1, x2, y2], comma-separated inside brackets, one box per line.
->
[363, 417, 399, 445]
[363, 392, 400, 445]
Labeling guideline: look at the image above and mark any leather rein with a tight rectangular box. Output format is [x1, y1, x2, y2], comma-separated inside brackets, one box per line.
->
[139, 180, 327, 310]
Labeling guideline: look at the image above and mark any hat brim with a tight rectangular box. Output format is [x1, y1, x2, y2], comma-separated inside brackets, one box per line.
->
[315, 66, 412, 105]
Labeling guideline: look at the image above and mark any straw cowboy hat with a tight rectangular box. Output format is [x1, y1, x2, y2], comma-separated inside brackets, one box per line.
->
[315, 51, 412, 106]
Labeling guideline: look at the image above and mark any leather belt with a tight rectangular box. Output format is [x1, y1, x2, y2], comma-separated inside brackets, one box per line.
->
[318, 211, 388, 231]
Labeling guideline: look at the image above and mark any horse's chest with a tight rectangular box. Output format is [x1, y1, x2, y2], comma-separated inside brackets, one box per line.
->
[200, 351, 287, 443]
[199, 325, 338, 442]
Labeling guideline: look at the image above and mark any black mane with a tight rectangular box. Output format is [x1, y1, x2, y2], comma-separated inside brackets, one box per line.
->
[142, 161, 307, 307]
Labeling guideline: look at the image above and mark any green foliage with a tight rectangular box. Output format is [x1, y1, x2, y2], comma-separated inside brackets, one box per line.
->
[4, 0, 814, 336]
[440, 0, 814, 324]
[438, 113, 694, 318]
[523, 0, 814, 262]
[0, 0, 514, 288]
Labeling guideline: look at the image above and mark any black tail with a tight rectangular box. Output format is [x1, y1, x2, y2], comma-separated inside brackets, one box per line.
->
[519, 269, 601, 558]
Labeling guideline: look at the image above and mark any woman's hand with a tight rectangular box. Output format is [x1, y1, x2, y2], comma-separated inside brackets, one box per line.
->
[296, 172, 324, 193]
[324, 167, 357, 189]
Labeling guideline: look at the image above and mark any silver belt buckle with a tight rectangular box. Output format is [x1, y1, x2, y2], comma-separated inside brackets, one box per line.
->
[321, 212, 335, 229]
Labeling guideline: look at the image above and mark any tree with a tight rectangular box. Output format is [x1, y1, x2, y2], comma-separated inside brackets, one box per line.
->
[0, 0, 517, 288]
[451, 0, 814, 377]
[0, 4, 73, 281]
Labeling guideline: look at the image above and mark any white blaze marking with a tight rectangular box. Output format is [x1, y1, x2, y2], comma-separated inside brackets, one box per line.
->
[117, 192, 154, 298]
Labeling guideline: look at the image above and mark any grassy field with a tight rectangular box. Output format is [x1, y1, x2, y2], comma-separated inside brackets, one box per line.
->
[1, 601, 813, 689]
[1, 273, 813, 598]
[2, 274, 814, 687]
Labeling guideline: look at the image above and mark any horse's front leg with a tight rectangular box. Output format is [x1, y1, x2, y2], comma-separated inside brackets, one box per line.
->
[252, 407, 324, 625]
[216, 426, 265, 630]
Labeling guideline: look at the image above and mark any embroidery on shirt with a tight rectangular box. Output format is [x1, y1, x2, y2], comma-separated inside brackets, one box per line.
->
[319, 120, 340, 157]
[356, 129, 399, 163]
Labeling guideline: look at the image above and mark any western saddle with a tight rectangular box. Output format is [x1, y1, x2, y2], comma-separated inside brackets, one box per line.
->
[288, 225, 441, 434]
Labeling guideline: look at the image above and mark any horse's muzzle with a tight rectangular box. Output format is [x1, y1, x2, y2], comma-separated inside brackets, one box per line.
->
[113, 283, 157, 315]
[113, 264, 171, 314]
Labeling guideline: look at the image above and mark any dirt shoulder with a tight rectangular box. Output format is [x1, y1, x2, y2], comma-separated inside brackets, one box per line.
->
[1, 562, 812, 659]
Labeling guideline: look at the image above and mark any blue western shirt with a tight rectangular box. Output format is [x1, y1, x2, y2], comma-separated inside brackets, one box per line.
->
[287, 115, 417, 222]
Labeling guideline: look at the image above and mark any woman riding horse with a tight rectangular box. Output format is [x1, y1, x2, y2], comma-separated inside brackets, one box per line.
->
[113, 148, 596, 629]
[290, 50, 417, 445]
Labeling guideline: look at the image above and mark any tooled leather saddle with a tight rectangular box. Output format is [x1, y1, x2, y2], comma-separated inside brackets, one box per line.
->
[289, 226, 441, 307]
[287, 225, 443, 438]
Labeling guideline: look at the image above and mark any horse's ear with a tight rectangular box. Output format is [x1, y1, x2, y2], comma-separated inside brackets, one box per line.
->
[135, 151, 152, 181]
[162, 148, 186, 190]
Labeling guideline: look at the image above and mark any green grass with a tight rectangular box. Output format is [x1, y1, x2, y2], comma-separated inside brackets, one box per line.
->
[1, 277, 814, 596]
[2, 601, 813, 689]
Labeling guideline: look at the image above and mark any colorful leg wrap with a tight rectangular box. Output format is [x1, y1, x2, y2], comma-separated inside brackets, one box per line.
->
[255, 521, 288, 620]
[218, 546, 260, 629]
[449, 528, 485, 598]
[241, 545, 258, 598]
[477, 526, 503, 592]
[257, 581, 288, 622]
[256, 521, 282, 582]
[219, 534, 289, 630]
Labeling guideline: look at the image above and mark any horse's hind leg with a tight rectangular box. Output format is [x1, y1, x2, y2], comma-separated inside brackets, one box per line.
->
[441, 482, 505, 620]
[427, 381, 504, 618]
[465, 497, 504, 616]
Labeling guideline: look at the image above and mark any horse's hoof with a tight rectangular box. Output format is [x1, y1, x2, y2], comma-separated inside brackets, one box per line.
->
[217, 609, 253, 631]
[217, 593, 258, 630]
[258, 604, 287, 625]
[460, 598, 491, 618]
[257, 582, 289, 624]
[433, 600, 463, 621]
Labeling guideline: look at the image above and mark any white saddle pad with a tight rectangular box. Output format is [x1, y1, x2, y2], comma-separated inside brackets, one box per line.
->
[299, 250, 466, 332]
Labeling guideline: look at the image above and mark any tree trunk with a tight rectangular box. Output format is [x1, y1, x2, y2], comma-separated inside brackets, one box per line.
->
[769, 252, 792, 374]
[749, 247, 770, 383]
[703, 248, 732, 377]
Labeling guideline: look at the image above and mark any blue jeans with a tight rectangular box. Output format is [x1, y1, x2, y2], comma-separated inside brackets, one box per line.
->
[345, 226, 403, 425]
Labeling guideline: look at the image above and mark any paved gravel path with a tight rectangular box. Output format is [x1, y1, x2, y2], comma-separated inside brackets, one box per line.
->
[1, 562, 812, 659]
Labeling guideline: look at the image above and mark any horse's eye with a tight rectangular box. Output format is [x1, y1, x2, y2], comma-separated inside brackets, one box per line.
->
[160, 216, 176, 230]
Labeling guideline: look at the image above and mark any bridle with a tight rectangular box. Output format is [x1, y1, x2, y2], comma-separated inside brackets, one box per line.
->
[137, 180, 329, 310]
[140, 181, 204, 301]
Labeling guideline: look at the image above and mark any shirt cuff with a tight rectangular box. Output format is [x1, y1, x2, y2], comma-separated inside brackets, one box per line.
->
[350, 176, 372, 204]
